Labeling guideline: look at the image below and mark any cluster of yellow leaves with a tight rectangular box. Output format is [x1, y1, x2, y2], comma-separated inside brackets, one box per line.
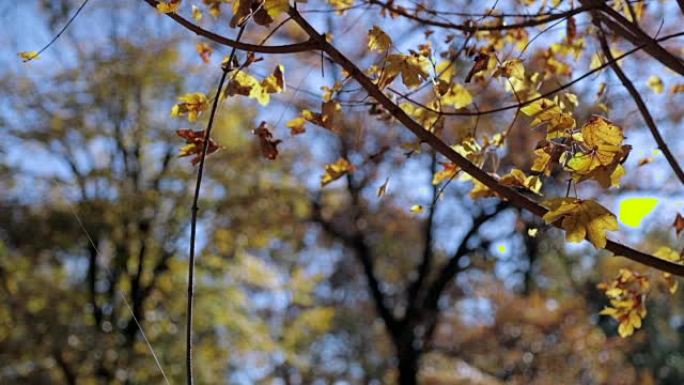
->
[469, 168, 541, 200]
[521, 97, 576, 139]
[436, 82, 472, 109]
[156, 0, 181, 13]
[201, 0, 224, 18]
[598, 269, 649, 337]
[288, 101, 341, 134]
[654, 246, 684, 294]
[524, 104, 628, 188]
[321, 158, 354, 186]
[288, 84, 343, 134]
[565, 116, 630, 188]
[225, 65, 285, 106]
[542, 198, 618, 248]
[171, 92, 209, 122]
[493, 59, 525, 81]
[475, 26, 529, 52]
[400, 101, 441, 131]
[230, 0, 288, 28]
[374, 53, 431, 89]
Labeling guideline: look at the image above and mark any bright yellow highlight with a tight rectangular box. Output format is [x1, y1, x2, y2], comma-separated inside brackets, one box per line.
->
[619, 197, 659, 227]
[497, 244, 507, 253]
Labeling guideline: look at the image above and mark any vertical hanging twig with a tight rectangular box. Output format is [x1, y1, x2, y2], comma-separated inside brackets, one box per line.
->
[186, 25, 246, 385]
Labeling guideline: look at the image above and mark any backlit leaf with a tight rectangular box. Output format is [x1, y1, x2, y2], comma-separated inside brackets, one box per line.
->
[368, 25, 392, 52]
[542, 198, 618, 248]
[321, 158, 354, 186]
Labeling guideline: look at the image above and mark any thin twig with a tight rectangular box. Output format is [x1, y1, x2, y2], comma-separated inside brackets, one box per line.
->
[186, 25, 246, 385]
[596, 27, 684, 184]
[23, 0, 92, 62]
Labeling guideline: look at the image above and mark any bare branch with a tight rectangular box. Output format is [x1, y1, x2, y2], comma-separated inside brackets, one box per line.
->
[596, 28, 684, 185]
[595, 4, 684, 76]
[142, 0, 320, 54]
[367, 0, 594, 32]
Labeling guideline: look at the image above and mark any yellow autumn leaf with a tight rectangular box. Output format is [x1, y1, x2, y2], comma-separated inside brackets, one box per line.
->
[264, 0, 289, 18]
[432, 162, 459, 185]
[379, 54, 430, 89]
[542, 198, 618, 248]
[441, 83, 472, 109]
[368, 25, 392, 52]
[321, 158, 354, 186]
[497, 59, 525, 80]
[469, 178, 496, 200]
[156, 0, 181, 13]
[520, 98, 575, 139]
[410, 204, 424, 214]
[531, 147, 553, 176]
[566, 116, 625, 178]
[328, 0, 354, 12]
[654, 246, 681, 262]
[18, 50, 39, 62]
[581, 115, 624, 149]
[261, 65, 286, 94]
[171, 92, 209, 122]
[192, 5, 202, 21]
[647, 75, 664, 94]
[499, 168, 542, 194]
[435, 60, 456, 82]
[287, 116, 307, 135]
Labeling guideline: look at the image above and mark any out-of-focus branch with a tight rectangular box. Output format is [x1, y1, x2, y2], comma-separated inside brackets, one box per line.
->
[422, 203, 506, 314]
[405, 152, 438, 317]
[310, 200, 400, 335]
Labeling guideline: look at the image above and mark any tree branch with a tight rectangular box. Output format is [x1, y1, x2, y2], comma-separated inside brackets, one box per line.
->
[405, 152, 438, 318]
[367, 0, 594, 32]
[142, 0, 319, 54]
[287, 7, 684, 277]
[184, 23, 246, 385]
[310, 200, 400, 335]
[596, 27, 684, 185]
[394, 30, 684, 118]
[422, 203, 505, 314]
[595, 4, 684, 76]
